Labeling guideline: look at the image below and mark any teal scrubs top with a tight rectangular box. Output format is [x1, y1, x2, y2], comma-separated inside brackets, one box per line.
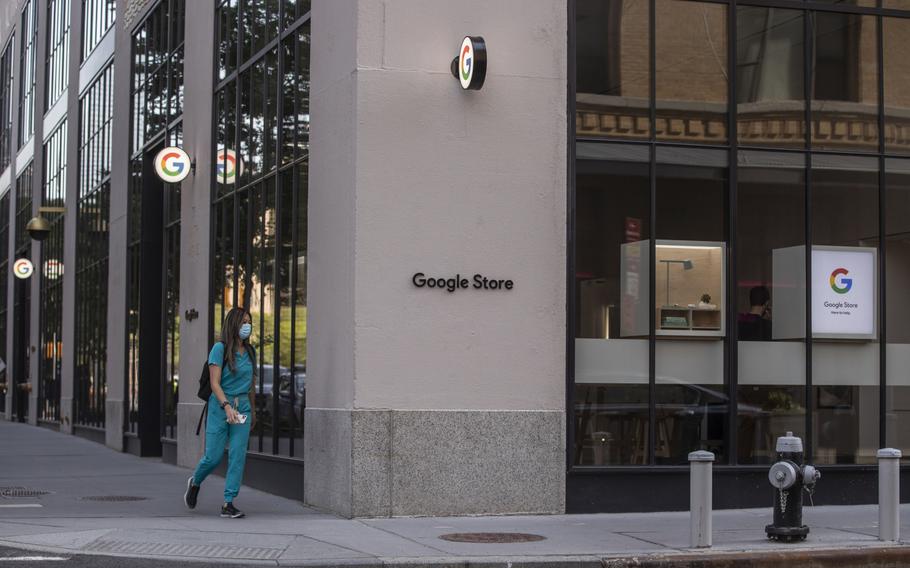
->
[209, 342, 253, 397]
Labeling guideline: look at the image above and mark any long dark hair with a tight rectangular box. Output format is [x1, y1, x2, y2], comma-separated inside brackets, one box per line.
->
[220, 307, 250, 371]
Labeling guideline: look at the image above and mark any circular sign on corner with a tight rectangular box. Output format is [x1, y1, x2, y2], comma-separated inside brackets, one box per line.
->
[216, 148, 243, 185]
[43, 259, 63, 280]
[13, 258, 34, 279]
[456, 36, 486, 91]
[154, 146, 192, 183]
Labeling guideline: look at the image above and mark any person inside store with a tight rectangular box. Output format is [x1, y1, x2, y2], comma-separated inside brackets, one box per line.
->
[738, 285, 772, 341]
[183, 307, 256, 518]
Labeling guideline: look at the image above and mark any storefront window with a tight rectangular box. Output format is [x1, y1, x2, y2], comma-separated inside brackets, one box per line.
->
[213, 5, 309, 457]
[736, 7, 805, 148]
[19, 0, 36, 146]
[0, 36, 13, 173]
[810, 13, 878, 152]
[573, 142, 650, 466]
[736, 151, 807, 464]
[75, 64, 113, 428]
[575, 0, 649, 140]
[0, 191, 8, 413]
[885, 158, 910, 463]
[654, 147, 728, 464]
[82, 0, 116, 61]
[884, 17, 910, 155]
[811, 154, 879, 464]
[45, 0, 70, 110]
[38, 121, 67, 424]
[655, 0, 727, 143]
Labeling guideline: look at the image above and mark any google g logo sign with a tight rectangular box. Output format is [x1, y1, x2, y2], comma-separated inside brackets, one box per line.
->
[154, 146, 191, 183]
[451, 36, 487, 91]
[13, 258, 33, 280]
[830, 267, 853, 294]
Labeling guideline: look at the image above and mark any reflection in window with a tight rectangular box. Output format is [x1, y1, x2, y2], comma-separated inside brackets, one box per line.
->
[736, 151, 807, 464]
[884, 18, 910, 155]
[810, 13, 878, 152]
[213, 10, 309, 457]
[655, 147, 728, 464]
[655, 0, 727, 143]
[0, 36, 13, 173]
[13, 165, 32, 422]
[45, 0, 70, 110]
[736, 7, 805, 148]
[75, 65, 113, 428]
[82, 0, 116, 61]
[573, 143, 650, 465]
[38, 121, 67, 424]
[575, 0, 650, 140]
[885, 159, 910, 463]
[19, 0, 37, 146]
[812, 155, 879, 464]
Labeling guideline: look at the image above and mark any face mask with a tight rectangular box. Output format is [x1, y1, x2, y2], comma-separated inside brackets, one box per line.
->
[239, 323, 252, 340]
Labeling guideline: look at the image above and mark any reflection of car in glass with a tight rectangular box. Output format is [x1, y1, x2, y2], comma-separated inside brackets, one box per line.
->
[277, 366, 305, 431]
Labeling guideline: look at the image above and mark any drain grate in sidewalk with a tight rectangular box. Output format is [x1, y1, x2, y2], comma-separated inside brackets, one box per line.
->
[83, 539, 284, 560]
[0, 487, 52, 498]
[439, 532, 546, 544]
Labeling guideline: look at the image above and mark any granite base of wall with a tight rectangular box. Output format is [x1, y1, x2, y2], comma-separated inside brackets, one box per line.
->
[104, 399, 123, 451]
[176, 402, 206, 468]
[59, 397, 73, 434]
[305, 408, 565, 518]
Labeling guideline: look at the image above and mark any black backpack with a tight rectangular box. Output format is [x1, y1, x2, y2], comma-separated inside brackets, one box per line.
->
[195, 342, 256, 435]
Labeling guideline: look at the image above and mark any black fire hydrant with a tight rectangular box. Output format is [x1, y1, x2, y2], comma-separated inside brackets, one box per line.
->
[765, 432, 821, 542]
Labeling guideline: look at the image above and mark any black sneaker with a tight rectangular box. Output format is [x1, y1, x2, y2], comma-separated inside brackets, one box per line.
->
[221, 502, 245, 518]
[184, 476, 200, 510]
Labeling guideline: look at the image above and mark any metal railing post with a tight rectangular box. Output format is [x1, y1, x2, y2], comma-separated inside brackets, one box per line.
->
[689, 450, 715, 548]
[878, 448, 901, 542]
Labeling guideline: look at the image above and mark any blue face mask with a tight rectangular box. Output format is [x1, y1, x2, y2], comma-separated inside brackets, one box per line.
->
[239, 323, 252, 340]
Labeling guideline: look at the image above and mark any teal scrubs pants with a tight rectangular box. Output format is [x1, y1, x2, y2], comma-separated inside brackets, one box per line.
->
[192, 394, 252, 503]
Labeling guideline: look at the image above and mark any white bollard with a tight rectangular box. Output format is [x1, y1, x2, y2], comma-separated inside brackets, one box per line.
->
[878, 448, 902, 542]
[689, 450, 715, 548]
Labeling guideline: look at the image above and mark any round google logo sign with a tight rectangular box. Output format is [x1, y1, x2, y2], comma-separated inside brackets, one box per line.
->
[453, 36, 486, 91]
[830, 267, 853, 294]
[216, 148, 243, 185]
[13, 258, 34, 280]
[154, 146, 191, 183]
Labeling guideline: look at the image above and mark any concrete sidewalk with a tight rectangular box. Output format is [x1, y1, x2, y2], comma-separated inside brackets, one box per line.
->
[0, 420, 908, 567]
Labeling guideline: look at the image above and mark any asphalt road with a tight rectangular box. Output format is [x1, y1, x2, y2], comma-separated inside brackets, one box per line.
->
[0, 545, 232, 567]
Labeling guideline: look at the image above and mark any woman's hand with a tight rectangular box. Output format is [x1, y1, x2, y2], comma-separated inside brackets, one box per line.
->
[225, 404, 240, 424]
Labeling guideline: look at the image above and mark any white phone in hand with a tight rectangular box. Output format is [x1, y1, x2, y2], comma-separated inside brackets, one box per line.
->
[237, 414, 248, 424]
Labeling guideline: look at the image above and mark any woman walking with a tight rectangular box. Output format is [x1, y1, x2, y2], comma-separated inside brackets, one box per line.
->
[184, 307, 255, 518]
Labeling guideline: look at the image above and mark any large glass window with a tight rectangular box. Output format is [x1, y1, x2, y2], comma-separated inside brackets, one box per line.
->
[655, 1, 727, 143]
[575, 0, 650, 140]
[82, 0, 115, 61]
[736, 151, 807, 464]
[19, 0, 37, 146]
[810, 13, 878, 152]
[573, 2, 901, 470]
[75, 64, 112, 428]
[884, 17, 910, 155]
[214, 2, 309, 457]
[45, 0, 71, 110]
[736, 7, 806, 148]
[38, 121, 66, 424]
[885, 158, 910, 463]
[0, 191, 9, 413]
[573, 143, 650, 465]
[0, 35, 13, 173]
[127, 0, 184, 438]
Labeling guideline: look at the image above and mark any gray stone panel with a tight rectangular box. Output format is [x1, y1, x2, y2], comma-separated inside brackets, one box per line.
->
[104, 399, 123, 451]
[176, 402, 205, 468]
[351, 410, 391, 518]
[388, 410, 565, 517]
[304, 408, 353, 517]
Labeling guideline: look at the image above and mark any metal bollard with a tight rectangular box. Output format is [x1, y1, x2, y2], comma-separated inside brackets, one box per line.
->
[689, 450, 715, 548]
[877, 448, 902, 542]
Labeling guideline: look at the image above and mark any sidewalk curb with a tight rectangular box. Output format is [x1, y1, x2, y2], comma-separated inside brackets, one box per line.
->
[2, 537, 909, 568]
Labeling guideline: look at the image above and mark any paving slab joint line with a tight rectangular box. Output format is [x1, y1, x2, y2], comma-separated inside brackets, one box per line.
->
[599, 545, 910, 568]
